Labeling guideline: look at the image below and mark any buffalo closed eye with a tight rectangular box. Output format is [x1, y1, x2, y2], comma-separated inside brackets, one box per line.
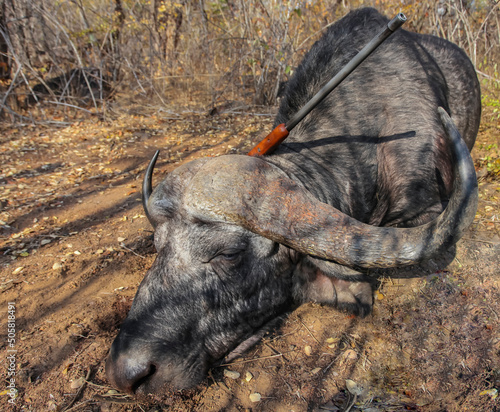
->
[212, 250, 244, 262]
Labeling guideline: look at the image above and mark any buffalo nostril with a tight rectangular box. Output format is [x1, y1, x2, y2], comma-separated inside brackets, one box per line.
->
[107, 355, 157, 394]
[130, 363, 157, 393]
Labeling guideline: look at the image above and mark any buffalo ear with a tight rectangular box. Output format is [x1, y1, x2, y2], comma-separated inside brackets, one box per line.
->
[297, 256, 374, 317]
[252, 235, 278, 259]
[305, 255, 368, 280]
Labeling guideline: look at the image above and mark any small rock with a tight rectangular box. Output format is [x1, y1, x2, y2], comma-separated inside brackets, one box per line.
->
[52, 262, 62, 270]
[245, 371, 253, 382]
[342, 349, 358, 362]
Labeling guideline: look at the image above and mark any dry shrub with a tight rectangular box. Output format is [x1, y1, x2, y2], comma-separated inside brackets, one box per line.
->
[0, 0, 498, 119]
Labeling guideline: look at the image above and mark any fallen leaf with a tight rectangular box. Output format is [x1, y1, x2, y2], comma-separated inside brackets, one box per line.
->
[70, 377, 85, 389]
[326, 337, 340, 348]
[62, 363, 73, 375]
[345, 379, 363, 396]
[479, 388, 498, 399]
[223, 369, 240, 380]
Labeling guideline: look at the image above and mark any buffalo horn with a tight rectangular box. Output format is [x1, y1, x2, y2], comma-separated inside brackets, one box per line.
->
[184, 107, 477, 269]
[142, 150, 160, 228]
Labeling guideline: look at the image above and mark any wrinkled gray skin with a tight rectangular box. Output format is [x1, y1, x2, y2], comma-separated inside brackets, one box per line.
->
[107, 8, 480, 394]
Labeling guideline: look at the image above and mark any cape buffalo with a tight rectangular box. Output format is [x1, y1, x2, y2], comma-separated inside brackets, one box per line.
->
[106, 7, 480, 394]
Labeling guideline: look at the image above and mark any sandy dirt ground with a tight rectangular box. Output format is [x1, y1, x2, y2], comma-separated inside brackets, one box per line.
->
[0, 94, 499, 411]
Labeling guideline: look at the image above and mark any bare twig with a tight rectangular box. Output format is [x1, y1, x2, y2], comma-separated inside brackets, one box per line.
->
[343, 393, 357, 412]
[47, 101, 93, 114]
[93, 394, 136, 404]
[0, 65, 22, 117]
[124, 57, 147, 94]
[299, 317, 320, 344]
[60, 400, 94, 412]
[33, 5, 99, 111]
[62, 368, 92, 412]
[296, 20, 337, 52]
[476, 70, 500, 84]
[462, 237, 499, 245]
[218, 351, 298, 367]
[119, 242, 146, 259]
